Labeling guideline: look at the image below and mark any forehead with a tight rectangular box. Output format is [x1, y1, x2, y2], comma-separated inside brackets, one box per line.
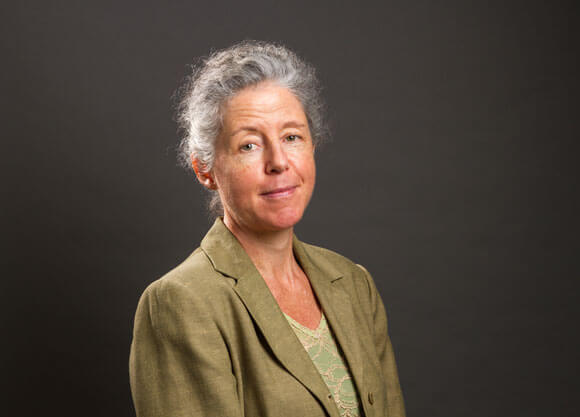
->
[221, 82, 308, 128]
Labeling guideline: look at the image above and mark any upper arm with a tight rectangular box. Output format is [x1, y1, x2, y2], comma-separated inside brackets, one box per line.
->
[129, 280, 243, 417]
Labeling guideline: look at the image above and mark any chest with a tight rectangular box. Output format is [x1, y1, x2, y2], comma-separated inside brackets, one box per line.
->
[265, 269, 322, 329]
[222, 280, 387, 417]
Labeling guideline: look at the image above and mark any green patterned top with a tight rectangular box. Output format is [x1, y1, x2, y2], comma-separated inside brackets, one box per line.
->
[284, 312, 361, 417]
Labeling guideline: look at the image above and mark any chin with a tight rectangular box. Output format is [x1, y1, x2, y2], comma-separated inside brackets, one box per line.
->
[262, 207, 305, 231]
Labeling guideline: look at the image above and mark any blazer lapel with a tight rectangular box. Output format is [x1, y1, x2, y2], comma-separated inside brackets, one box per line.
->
[200, 219, 339, 416]
[293, 237, 365, 403]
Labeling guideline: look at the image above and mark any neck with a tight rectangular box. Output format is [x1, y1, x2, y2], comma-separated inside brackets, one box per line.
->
[223, 215, 298, 284]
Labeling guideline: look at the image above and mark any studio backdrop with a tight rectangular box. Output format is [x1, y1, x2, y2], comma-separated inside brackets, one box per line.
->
[2, 1, 577, 416]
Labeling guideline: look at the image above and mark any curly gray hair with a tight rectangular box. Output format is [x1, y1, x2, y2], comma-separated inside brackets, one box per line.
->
[175, 41, 328, 214]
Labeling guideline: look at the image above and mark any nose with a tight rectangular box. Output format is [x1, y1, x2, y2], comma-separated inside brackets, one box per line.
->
[265, 141, 289, 174]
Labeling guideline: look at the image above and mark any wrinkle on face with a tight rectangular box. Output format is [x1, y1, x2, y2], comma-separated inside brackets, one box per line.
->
[210, 81, 316, 234]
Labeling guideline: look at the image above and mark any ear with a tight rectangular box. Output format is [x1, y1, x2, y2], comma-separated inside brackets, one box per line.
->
[191, 155, 217, 190]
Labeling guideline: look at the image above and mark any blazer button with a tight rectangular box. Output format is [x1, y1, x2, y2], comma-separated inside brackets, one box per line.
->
[368, 392, 374, 405]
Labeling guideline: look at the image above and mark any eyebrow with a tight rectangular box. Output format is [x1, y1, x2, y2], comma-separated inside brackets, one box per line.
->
[230, 121, 307, 137]
[231, 126, 260, 137]
[282, 121, 307, 129]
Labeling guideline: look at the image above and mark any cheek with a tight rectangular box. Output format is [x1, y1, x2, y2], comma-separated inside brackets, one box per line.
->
[217, 163, 260, 202]
[305, 159, 317, 201]
[308, 155, 316, 180]
[297, 154, 316, 185]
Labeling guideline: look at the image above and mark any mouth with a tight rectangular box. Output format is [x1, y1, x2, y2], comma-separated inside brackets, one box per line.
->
[260, 185, 298, 199]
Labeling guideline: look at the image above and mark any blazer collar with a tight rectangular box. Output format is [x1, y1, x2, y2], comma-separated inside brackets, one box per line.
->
[200, 217, 343, 283]
[200, 218, 362, 417]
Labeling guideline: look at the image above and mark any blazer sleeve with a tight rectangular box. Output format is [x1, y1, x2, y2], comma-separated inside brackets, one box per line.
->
[357, 264, 406, 417]
[129, 279, 243, 417]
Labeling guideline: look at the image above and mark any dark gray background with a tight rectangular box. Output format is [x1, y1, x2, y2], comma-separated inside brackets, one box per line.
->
[2, 0, 578, 416]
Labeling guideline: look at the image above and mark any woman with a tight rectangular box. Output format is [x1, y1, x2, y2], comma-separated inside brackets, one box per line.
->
[129, 41, 405, 417]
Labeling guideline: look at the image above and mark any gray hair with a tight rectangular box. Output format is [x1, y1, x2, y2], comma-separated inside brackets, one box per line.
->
[175, 41, 328, 214]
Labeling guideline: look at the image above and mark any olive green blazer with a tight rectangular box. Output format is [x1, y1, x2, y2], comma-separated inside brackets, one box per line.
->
[129, 218, 405, 417]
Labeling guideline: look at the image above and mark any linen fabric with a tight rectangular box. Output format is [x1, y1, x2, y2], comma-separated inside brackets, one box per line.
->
[129, 218, 405, 417]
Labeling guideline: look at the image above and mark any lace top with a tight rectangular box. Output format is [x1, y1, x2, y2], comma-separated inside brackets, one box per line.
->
[284, 312, 361, 417]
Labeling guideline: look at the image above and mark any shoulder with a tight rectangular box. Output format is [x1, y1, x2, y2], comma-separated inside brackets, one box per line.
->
[300, 242, 377, 299]
[300, 241, 386, 328]
[136, 247, 236, 324]
[301, 242, 357, 270]
[149, 247, 232, 290]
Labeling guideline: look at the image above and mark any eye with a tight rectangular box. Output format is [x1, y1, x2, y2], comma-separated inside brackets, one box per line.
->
[240, 143, 256, 151]
[285, 134, 301, 142]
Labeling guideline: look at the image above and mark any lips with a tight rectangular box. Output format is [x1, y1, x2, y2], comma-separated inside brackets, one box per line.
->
[260, 185, 298, 198]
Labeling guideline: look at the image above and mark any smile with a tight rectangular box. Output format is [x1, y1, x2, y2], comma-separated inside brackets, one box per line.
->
[260, 186, 298, 199]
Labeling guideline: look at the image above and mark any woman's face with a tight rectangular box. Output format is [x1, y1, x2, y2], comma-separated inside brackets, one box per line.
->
[210, 81, 316, 234]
